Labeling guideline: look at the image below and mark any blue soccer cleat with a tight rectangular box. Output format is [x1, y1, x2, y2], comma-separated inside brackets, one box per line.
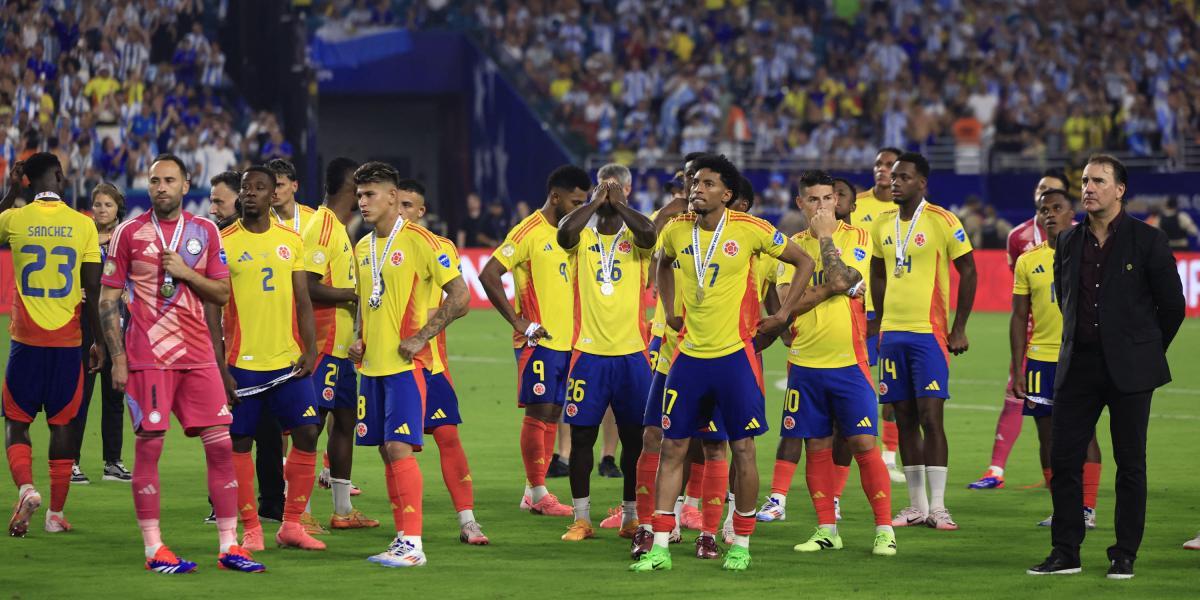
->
[218, 545, 266, 573]
[966, 469, 1005, 490]
[145, 546, 198, 574]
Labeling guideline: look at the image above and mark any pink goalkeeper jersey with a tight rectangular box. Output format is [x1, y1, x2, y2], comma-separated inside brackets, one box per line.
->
[1006, 217, 1046, 271]
[101, 211, 229, 371]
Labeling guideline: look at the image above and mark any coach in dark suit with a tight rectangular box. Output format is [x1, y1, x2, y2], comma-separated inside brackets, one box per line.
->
[1028, 154, 1185, 580]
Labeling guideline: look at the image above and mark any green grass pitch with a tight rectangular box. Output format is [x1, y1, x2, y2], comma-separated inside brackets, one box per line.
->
[1, 312, 1197, 598]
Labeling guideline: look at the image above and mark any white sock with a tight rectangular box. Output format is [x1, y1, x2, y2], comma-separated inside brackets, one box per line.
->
[876, 525, 894, 535]
[457, 509, 475, 526]
[145, 543, 163, 559]
[531, 485, 549, 503]
[622, 500, 637, 526]
[572, 497, 590, 523]
[987, 465, 1004, 477]
[733, 534, 750, 549]
[639, 523, 652, 532]
[331, 477, 353, 515]
[820, 523, 838, 536]
[46, 510, 63, 519]
[769, 492, 787, 506]
[682, 495, 697, 509]
[926, 466, 948, 511]
[18, 483, 33, 496]
[723, 495, 736, 528]
[401, 534, 422, 551]
[882, 450, 897, 465]
[903, 465, 929, 515]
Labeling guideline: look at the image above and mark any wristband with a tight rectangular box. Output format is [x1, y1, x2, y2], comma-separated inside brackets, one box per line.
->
[524, 322, 543, 346]
[847, 280, 865, 297]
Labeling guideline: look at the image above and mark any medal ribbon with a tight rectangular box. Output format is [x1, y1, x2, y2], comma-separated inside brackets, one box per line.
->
[272, 207, 300, 233]
[33, 191, 61, 201]
[593, 224, 626, 286]
[893, 199, 927, 275]
[151, 211, 186, 286]
[368, 216, 405, 306]
[691, 209, 727, 299]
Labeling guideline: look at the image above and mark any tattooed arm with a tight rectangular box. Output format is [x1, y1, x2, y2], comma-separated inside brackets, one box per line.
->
[819, 235, 862, 291]
[99, 286, 128, 392]
[398, 276, 469, 361]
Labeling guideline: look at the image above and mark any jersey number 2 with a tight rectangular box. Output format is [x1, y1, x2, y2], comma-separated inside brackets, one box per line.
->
[261, 267, 275, 291]
[20, 246, 77, 298]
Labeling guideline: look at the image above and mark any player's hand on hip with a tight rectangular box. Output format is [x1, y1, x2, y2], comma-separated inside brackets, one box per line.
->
[810, 208, 837, 239]
[947, 330, 969, 355]
[398, 336, 425, 362]
[110, 355, 128, 393]
[88, 343, 105, 373]
[294, 352, 317, 378]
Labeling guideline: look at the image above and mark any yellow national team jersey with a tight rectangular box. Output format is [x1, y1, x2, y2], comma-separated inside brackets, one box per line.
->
[355, 220, 458, 377]
[302, 206, 356, 359]
[754, 254, 778, 305]
[0, 199, 101, 347]
[273, 203, 316, 236]
[659, 210, 788, 359]
[871, 203, 973, 336]
[426, 235, 462, 375]
[777, 223, 872, 368]
[850, 188, 894, 314]
[566, 227, 652, 356]
[1013, 243, 1061, 362]
[491, 211, 574, 352]
[221, 222, 306, 370]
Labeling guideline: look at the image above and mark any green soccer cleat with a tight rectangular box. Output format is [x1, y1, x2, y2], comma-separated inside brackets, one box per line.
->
[872, 530, 897, 556]
[722, 545, 752, 571]
[793, 526, 843, 552]
[629, 546, 672, 572]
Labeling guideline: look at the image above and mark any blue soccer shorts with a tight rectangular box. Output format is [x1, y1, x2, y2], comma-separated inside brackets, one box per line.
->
[661, 345, 766, 441]
[877, 331, 950, 404]
[866, 311, 880, 367]
[563, 351, 652, 427]
[357, 371, 426, 449]
[312, 355, 357, 411]
[647, 335, 663, 375]
[2, 342, 82, 425]
[1022, 358, 1058, 418]
[781, 363, 878, 439]
[514, 346, 570, 408]
[229, 365, 321, 437]
[423, 369, 462, 431]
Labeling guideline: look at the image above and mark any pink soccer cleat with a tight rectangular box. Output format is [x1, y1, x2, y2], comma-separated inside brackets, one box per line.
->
[680, 505, 703, 530]
[8, 487, 41, 538]
[241, 525, 265, 552]
[276, 521, 327, 550]
[44, 513, 72, 533]
[529, 493, 573, 517]
[599, 507, 623, 529]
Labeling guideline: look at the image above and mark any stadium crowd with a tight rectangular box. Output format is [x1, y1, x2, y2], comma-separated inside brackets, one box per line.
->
[0, 0, 296, 202]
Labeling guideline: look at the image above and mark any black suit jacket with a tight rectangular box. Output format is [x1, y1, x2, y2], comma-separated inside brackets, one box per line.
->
[1053, 213, 1186, 394]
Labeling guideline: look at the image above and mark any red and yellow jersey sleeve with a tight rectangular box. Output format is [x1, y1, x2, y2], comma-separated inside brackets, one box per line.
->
[1013, 243, 1061, 362]
[849, 188, 894, 313]
[778, 223, 872, 368]
[356, 221, 456, 376]
[0, 201, 101, 347]
[221, 223, 305, 370]
[302, 206, 357, 359]
[871, 203, 973, 336]
[566, 227, 652, 356]
[427, 235, 462, 375]
[490, 211, 574, 351]
[659, 210, 787, 359]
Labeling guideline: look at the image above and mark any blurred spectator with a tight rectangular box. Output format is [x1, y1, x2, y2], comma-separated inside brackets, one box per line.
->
[978, 205, 1013, 249]
[1148, 197, 1199, 249]
[958, 195, 985, 247]
[457, 193, 500, 247]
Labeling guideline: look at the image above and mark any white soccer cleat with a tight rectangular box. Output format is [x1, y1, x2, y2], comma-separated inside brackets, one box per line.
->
[886, 463, 905, 484]
[369, 539, 426, 567]
[1037, 514, 1053, 527]
[891, 506, 927, 527]
[519, 494, 532, 511]
[926, 508, 959, 531]
[1084, 507, 1096, 530]
[721, 521, 735, 546]
[755, 497, 786, 522]
[1183, 532, 1200, 550]
[317, 468, 331, 490]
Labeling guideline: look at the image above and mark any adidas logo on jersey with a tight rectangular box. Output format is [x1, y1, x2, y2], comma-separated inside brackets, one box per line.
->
[587, 243, 601, 252]
[1033, 265, 1046, 274]
[882, 236, 893, 245]
[302, 406, 317, 417]
[681, 245, 695, 255]
[543, 243, 553, 252]
[431, 409, 447, 420]
[394, 423, 411, 435]
[862, 215, 873, 222]
[857, 416, 873, 428]
[237, 251, 253, 262]
[925, 381, 942, 391]
[744, 418, 761, 431]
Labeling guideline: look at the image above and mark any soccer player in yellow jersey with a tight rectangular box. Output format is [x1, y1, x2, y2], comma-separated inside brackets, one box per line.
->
[2, 154, 102, 537]
[869, 153, 977, 531]
[392, 179, 489, 545]
[764, 171, 897, 556]
[479, 166, 589, 517]
[347, 162, 469, 568]
[556, 171, 657, 543]
[631, 154, 817, 573]
[301, 157, 378, 529]
[211, 166, 323, 552]
[266, 158, 316, 235]
[1010, 190, 1102, 528]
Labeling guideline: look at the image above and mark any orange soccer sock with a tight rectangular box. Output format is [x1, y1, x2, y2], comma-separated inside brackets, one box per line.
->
[323, 451, 331, 470]
[283, 449, 317, 524]
[805, 448, 837, 525]
[635, 451, 659, 522]
[48, 459, 72, 512]
[701, 459, 729, 533]
[6, 444, 33, 488]
[388, 457, 424, 536]
[433, 426, 474, 512]
[384, 460, 403, 532]
[519, 417, 549, 488]
[833, 465, 851, 498]
[882, 420, 899, 452]
[855, 447, 893, 526]
[686, 462, 705, 500]
[770, 459, 798, 496]
[1083, 462, 1102, 510]
[232, 451, 260, 530]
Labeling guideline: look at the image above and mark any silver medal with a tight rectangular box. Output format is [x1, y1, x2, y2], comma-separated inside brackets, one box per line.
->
[368, 217, 405, 311]
[600, 282, 614, 296]
[593, 224, 626, 299]
[892, 199, 926, 281]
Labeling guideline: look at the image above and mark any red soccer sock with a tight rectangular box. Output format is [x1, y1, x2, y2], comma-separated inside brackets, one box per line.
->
[132, 436, 164, 521]
[854, 447, 893, 526]
[6, 443, 33, 488]
[283, 448, 317, 523]
[732, 512, 756, 537]
[231, 451, 260, 529]
[805, 448, 836, 525]
[636, 451, 660, 522]
[686, 462, 705, 499]
[384, 461, 403, 532]
[989, 399, 1025, 469]
[1042, 467, 1053, 492]
[520, 416, 548, 488]
[1083, 462, 1101, 510]
[433, 426, 474, 512]
[542, 422, 558, 478]
[881, 420, 899, 452]
[389, 456, 424, 536]
[48, 459, 72, 512]
[833, 465, 851, 498]
[652, 512, 676, 533]
[701, 459, 729, 533]
[201, 428, 238, 521]
[770, 459, 798, 496]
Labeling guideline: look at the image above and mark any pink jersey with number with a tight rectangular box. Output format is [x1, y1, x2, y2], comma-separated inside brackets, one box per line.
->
[101, 211, 229, 371]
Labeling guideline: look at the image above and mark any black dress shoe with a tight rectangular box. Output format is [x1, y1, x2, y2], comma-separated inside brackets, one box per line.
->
[1027, 554, 1081, 575]
[1106, 558, 1134, 580]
